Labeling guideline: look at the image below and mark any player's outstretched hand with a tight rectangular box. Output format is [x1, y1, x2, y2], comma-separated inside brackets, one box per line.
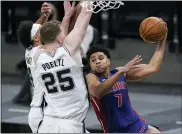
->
[64, 1, 76, 17]
[158, 27, 168, 45]
[123, 55, 142, 73]
[159, 21, 168, 41]
[41, 2, 51, 17]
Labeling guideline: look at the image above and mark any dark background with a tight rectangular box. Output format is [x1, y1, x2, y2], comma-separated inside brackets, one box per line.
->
[1, 1, 182, 53]
[1, 1, 182, 133]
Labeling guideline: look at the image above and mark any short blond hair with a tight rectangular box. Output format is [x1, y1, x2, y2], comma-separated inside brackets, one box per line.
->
[40, 20, 61, 45]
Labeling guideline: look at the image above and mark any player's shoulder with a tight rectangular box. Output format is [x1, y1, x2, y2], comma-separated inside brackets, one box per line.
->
[25, 46, 43, 67]
[25, 46, 41, 57]
[86, 72, 96, 77]
[61, 45, 71, 55]
[86, 72, 98, 80]
[112, 67, 127, 78]
[110, 68, 120, 74]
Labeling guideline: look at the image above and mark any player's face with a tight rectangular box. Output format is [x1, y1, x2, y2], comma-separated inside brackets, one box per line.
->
[89, 52, 110, 74]
[56, 25, 66, 45]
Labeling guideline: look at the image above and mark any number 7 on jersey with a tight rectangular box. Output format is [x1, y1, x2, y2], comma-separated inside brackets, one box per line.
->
[114, 93, 122, 107]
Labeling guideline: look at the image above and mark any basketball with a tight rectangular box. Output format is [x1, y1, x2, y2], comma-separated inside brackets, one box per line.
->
[139, 17, 167, 43]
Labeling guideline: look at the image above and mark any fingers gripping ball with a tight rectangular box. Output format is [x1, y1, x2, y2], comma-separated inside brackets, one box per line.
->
[139, 17, 167, 43]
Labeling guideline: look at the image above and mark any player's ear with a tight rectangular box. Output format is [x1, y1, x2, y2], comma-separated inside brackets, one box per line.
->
[34, 36, 39, 42]
[107, 58, 111, 66]
[56, 35, 63, 44]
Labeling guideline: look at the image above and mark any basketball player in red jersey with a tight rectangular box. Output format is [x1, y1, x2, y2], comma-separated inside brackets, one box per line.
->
[86, 30, 168, 133]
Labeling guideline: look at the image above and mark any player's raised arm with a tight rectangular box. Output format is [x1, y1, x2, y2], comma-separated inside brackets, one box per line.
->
[36, 2, 51, 24]
[87, 57, 141, 99]
[125, 33, 167, 81]
[68, 1, 82, 33]
[64, 1, 93, 56]
[61, 1, 75, 36]
[86, 72, 125, 99]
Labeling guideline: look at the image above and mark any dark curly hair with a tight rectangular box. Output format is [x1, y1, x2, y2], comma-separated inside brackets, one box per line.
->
[86, 44, 111, 61]
[17, 20, 34, 48]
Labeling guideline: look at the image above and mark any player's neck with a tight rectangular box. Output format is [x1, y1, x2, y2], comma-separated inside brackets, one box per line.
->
[33, 42, 40, 47]
[43, 43, 59, 53]
[100, 69, 110, 78]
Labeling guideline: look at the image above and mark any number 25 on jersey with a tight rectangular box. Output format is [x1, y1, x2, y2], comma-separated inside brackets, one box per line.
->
[42, 68, 75, 93]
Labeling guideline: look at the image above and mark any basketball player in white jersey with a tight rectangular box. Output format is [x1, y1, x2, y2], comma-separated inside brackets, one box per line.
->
[17, 3, 52, 133]
[25, 1, 92, 133]
[19, 2, 93, 133]
[18, 2, 77, 133]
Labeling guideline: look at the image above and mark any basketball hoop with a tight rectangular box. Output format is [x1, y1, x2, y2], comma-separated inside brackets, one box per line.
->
[81, 1, 124, 14]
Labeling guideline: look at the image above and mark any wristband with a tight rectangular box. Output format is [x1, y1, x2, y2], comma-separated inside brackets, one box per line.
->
[43, 13, 48, 17]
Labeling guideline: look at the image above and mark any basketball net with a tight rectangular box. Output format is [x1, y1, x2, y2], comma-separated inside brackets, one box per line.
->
[81, 1, 124, 14]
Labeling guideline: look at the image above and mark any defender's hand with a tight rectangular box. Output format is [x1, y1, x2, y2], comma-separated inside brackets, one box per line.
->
[64, 1, 76, 17]
[41, 2, 51, 17]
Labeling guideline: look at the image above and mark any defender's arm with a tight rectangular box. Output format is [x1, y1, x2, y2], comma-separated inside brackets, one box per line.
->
[64, 1, 92, 56]
[61, 1, 76, 36]
[35, 14, 49, 24]
[36, 2, 51, 24]
[68, 1, 82, 33]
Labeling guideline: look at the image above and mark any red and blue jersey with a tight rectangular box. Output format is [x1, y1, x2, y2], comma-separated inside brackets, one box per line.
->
[91, 69, 147, 133]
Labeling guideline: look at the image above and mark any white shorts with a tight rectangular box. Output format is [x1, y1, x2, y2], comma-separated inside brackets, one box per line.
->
[38, 116, 85, 133]
[28, 107, 43, 133]
[85, 129, 90, 133]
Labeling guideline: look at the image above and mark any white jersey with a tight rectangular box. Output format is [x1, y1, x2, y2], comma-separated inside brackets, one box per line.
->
[26, 46, 45, 107]
[26, 45, 89, 123]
